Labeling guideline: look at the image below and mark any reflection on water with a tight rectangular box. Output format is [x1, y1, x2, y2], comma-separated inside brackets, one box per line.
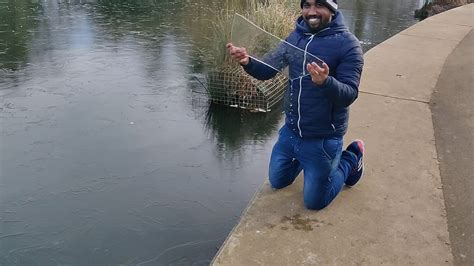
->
[0, 1, 43, 70]
[204, 103, 282, 153]
[340, 0, 423, 51]
[1, 0, 419, 264]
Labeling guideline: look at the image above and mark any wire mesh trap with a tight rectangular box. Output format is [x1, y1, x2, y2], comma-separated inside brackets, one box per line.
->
[205, 66, 287, 112]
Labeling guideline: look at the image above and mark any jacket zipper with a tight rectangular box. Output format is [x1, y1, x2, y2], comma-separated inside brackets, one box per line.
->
[297, 28, 331, 138]
[297, 35, 314, 137]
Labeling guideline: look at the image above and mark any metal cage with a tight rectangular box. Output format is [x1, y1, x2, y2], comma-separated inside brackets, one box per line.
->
[205, 67, 287, 112]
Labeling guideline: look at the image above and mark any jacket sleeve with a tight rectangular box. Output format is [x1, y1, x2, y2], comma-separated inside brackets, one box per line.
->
[242, 40, 289, 80]
[242, 57, 279, 80]
[320, 37, 364, 107]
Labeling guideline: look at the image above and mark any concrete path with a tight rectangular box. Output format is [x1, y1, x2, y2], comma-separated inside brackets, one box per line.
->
[431, 29, 473, 265]
[212, 4, 473, 265]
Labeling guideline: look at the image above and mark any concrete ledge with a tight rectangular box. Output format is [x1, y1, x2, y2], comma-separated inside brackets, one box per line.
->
[213, 4, 473, 265]
[362, 5, 473, 102]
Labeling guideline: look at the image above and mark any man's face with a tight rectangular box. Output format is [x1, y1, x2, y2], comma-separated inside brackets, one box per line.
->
[301, 0, 333, 33]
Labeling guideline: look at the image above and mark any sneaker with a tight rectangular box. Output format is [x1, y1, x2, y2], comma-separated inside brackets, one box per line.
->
[345, 139, 365, 186]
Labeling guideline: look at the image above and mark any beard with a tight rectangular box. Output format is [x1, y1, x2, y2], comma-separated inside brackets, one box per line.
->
[304, 15, 330, 33]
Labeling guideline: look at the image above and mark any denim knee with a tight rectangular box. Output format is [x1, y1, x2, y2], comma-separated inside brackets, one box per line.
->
[269, 163, 300, 189]
[268, 129, 301, 189]
[269, 177, 290, 189]
[304, 196, 329, 210]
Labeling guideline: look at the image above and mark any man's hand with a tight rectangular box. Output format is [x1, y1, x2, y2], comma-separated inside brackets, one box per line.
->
[226, 43, 249, 65]
[306, 62, 329, 86]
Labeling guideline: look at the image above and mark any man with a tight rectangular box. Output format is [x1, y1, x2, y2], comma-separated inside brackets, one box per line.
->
[227, 0, 365, 210]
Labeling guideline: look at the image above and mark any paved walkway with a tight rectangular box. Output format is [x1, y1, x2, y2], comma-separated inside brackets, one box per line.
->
[431, 28, 473, 265]
[212, 4, 473, 265]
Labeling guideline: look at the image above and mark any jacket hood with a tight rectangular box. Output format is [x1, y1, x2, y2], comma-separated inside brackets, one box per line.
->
[296, 11, 348, 36]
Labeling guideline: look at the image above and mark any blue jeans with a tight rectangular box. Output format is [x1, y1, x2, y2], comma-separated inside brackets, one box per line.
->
[269, 125, 357, 210]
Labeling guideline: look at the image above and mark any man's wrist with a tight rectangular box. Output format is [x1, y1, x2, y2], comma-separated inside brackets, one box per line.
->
[319, 76, 331, 88]
[240, 57, 250, 66]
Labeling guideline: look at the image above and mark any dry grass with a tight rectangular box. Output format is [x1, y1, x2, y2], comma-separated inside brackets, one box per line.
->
[204, 0, 299, 111]
[206, 0, 298, 69]
[247, 0, 299, 39]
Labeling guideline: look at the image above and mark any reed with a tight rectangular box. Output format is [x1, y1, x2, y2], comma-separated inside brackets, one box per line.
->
[247, 0, 298, 39]
[204, 0, 299, 112]
[205, 0, 298, 69]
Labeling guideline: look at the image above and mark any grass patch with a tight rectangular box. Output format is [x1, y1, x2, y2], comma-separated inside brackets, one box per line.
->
[203, 0, 299, 112]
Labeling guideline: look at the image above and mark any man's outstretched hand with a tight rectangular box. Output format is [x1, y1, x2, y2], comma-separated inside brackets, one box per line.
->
[307, 62, 329, 86]
[226, 43, 249, 66]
